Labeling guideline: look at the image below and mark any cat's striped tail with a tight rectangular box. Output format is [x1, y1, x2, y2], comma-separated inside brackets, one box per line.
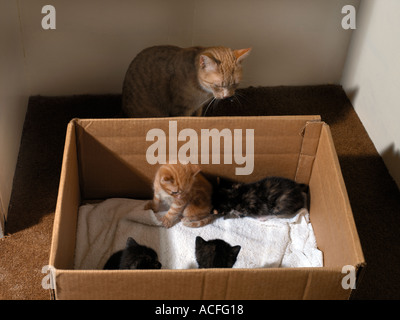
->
[182, 215, 215, 228]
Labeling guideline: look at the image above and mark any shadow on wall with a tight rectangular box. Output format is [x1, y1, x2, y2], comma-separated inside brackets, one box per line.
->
[5, 95, 123, 235]
[381, 143, 400, 190]
[344, 86, 359, 105]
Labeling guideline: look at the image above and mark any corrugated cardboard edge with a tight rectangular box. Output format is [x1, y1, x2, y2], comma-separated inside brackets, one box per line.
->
[49, 119, 81, 299]
[322, 123, 365, 268]
[311, 124, 366, 292]
[295, 120, 323, 184]
[0, 200, 5, 238]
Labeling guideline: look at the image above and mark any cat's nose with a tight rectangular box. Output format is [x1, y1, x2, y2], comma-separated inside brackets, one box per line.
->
[222, 91, 234, 100]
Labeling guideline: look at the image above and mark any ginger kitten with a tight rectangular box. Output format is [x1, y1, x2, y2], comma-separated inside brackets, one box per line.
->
[122, 45, 251, 117]
[145, 163, 214, 228]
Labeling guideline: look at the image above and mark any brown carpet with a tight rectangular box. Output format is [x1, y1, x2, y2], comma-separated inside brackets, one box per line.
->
[1, 85, 400, 299]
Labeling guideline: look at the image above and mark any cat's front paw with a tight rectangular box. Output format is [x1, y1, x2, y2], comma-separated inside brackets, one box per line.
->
[144, 201, 152, 210]
[144, 201, 159, 212]
[161, 215, 174, 228]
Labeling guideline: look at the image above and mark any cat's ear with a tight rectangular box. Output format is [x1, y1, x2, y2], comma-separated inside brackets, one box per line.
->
[231, 245, 241, 259]
[234, 48, 251, 63]
[199, 54, 218, 72]
[126, 237, 138, 247]
[196, 236, 206, 248]
[190, 163, 201, 177]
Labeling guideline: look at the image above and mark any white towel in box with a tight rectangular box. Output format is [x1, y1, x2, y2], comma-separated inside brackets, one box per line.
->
[74, 198, 323, 270]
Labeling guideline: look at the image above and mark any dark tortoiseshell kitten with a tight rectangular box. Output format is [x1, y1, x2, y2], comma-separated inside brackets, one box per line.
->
[212, 176, 308, 219]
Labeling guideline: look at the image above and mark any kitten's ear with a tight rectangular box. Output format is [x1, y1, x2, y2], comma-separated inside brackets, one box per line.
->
[126, 237, 138, 247]
[231, 245, 241, 259]
[196, 236, 206, 248]
[234, 48, 251, 63]
[200, 54, 218, 71]
[190, 164, 201, 177]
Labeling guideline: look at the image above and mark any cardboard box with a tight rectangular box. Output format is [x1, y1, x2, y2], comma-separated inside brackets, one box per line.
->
[49, 116, 365, 300]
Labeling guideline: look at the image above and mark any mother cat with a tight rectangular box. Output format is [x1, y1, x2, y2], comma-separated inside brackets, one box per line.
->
[122, 45, 251, 117]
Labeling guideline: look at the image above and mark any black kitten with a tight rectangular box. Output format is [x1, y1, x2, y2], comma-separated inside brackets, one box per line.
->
[103, 237, 162, 270]
[212, 176, 308, 219]
[195, 236, 241, 268]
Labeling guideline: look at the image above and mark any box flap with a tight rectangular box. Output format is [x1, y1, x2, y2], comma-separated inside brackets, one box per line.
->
[309, 124, 365, 268]
[295, 120, 323, 184]
[73, 116, 322, 200]
[49, 120, 81, 270]
[54, 267, 352, 300]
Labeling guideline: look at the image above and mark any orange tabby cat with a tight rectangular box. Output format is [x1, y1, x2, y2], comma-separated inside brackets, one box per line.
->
[122, 45, 251, 117]
[145, 163, 214, 228]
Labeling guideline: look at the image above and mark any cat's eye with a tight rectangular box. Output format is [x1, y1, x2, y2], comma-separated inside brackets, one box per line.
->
[213, 83, 238, 90]
[162, 177, 174, 184]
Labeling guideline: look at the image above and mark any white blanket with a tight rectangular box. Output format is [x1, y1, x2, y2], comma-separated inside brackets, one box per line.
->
[74, 198, 323, 270]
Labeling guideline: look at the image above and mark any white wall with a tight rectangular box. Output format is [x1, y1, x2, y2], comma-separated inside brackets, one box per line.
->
[0, 0, 30, 236]
[18, 0, 359, 95]
[341, 0, 400, 189]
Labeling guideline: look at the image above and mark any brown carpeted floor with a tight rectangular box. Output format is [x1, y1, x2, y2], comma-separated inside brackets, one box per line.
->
[1, 85, 400, 299]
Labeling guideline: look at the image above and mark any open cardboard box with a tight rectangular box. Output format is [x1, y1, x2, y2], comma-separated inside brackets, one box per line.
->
[49, 116, 365, 300]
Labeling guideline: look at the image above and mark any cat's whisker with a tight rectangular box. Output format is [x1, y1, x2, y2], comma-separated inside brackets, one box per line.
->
[203, 98, 216, 116]
[235, 91, 251, 106]
[233, 95, 242, 108]
[199, 96, 213, 108]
